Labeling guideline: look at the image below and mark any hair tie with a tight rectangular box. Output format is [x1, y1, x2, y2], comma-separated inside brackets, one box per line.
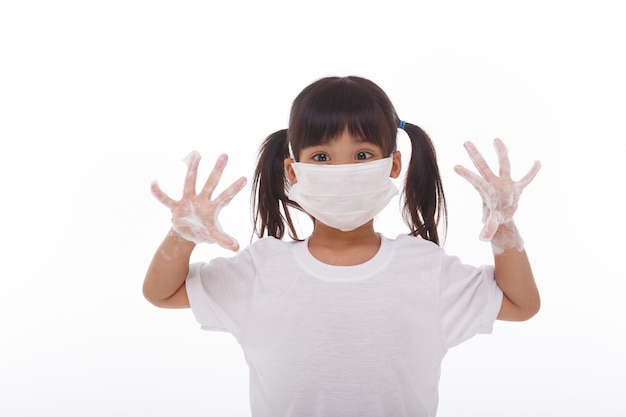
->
[399, 120, 406, 129]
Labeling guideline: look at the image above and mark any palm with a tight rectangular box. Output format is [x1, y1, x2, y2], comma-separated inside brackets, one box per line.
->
[454, 139, 540, 241]
[151, 151, 247, 251]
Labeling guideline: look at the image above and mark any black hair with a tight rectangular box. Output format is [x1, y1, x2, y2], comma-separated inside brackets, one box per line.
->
[252, 76, 447, 244]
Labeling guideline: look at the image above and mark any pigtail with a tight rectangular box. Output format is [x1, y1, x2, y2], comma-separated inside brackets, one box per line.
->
[251, 129, 301, 240]
[401, 122, 447, 245]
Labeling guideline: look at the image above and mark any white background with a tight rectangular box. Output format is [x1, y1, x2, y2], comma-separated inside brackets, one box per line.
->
[1, 1, 625, 416]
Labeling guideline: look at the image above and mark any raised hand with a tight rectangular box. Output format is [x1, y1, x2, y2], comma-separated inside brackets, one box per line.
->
[454, 139, 540, 251]
[151, 151, 247, 251]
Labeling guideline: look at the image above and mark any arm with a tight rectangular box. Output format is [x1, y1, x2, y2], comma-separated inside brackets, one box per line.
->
[455, 139, 541, 321]
[492, 222, 540, 321]
[143, 230, 195, 308]
[143, 151, 246, 309]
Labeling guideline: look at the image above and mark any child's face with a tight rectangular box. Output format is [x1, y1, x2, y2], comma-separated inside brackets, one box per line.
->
[284, 129, 402, 183]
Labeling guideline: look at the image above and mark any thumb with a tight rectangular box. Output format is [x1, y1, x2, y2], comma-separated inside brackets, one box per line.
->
[480, 211, 500, 241]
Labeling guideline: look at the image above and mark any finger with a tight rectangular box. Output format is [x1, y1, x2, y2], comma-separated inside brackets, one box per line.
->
[150, 180, 177, 207]
[493, 138, 511, 178]
[208, 221, 239, 252]
[480, 214, 499, 241]
[516, 160, 541, 189]
[454, 165, 493, 196]
[183, 151, 201, 197]
[464, 141, 497, 180]
[200, 153, 228, 197]
[214, 231, 240, 252]
[214, 176, 248, 207]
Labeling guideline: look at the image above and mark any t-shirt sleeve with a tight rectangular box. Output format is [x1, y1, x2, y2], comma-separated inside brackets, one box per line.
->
[185, 249, 256, 342]
[439, 254, 503, 348]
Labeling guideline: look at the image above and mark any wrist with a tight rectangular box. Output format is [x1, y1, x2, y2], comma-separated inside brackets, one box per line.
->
[167, 228, 197, 246]
[491, 221, 524, 255]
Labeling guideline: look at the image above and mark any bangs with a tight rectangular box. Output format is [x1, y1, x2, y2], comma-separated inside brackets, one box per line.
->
[288, 77, 398, 159]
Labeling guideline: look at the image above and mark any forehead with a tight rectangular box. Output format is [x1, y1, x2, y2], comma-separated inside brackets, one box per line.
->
[312, 129, 377, 147]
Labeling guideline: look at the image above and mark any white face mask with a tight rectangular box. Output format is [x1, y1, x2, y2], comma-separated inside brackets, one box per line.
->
[287, 157, 399, 232]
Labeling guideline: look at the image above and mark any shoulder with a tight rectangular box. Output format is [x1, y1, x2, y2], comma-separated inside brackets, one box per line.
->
[190, 237, 301, 286]
[388, 233, 444, 256]
[247, 236, 300, 257]
[382, 233, 446, 274]
[392, 234, 492, 278]
[249, 235, 298, 248]
[201, 237, 299, 272]
[246, 236, 304, 273]
[385, 234, 493, 280]
[192, 237, 295, 275]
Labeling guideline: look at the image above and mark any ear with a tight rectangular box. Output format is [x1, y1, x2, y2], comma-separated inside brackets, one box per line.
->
[390, 151, 402, 178]
[284, 158, 297, 184]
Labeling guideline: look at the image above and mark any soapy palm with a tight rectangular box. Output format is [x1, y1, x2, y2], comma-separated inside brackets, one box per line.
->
[151, 151, 247, 251]
[454, 139, 540, 242]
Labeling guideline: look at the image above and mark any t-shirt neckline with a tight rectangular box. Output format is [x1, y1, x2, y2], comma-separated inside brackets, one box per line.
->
[294, 234, 393, 282]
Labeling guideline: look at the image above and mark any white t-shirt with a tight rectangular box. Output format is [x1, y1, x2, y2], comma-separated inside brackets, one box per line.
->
[186, 234, 503, 417]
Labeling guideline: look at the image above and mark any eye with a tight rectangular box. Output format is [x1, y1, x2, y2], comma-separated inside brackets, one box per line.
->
[312, 153, 330, 162]
[356, 151, 373, 160]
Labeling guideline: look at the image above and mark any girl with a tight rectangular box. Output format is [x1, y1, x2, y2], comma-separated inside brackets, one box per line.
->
[144, 76, 540, 417]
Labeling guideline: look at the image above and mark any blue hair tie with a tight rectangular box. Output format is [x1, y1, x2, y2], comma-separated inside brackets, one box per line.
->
[399, 120, 406, 129]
